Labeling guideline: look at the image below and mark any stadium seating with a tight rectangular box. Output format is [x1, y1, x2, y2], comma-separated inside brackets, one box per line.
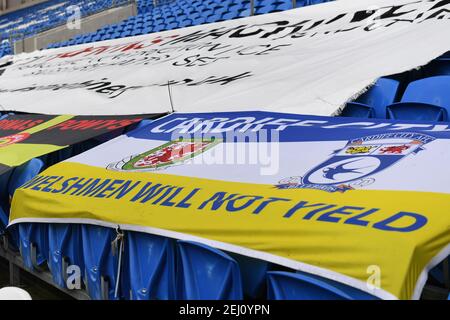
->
[81, 224, 120, 300]
[176, 240, 244, 300]
[267, 271, 353, 300]
[0, 41, 12, 58]
[267, 271, 379, 300]
[0, 0, 130, 57]
[9, 159, 47, 270]
[122, 231, 176, 300]
[341, 78, 400, 119]
[48, 224, 84, 288]
[18, 223, 49, 271]
[341, 54, 450, 121]
[386, 76, 450, 121]
[47, 0, 334, 49]
[1, 0, 449, 301]
[229, 253, 271, 299]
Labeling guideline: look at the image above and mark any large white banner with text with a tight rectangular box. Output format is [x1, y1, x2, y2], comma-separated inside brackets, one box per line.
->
[0, 0, 449, 115]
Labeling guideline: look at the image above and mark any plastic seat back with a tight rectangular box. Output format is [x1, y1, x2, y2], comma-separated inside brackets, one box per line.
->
[8, 158, 44, 195]
[229, 253, 270, 299]
[9, 159, 46, 264]
[267, 271, 354, 300]
[341, 102, 374, 118]
[386, 76, 450, 121]
[19, 223, 49, 270]
[387, 102, 447, 121]
[81, 225, 118, 300]
[176, 241, 243, 300]
[400, 76, 450, 110]
[48, 224, 84, 288]
[353, 78, 400, 118]
[122, 232, 176, 300]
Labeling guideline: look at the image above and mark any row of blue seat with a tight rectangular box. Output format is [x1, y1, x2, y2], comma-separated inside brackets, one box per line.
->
[47, 0, 334, 49]
[0, 0, 131, 57]
[341, 55, 450, 121]
[19, 220, 380, 300]
[14, 211, 450, 300]
[0, 114, 379, 300]
[1, 115, 448, 300]
[0, 40, 12, 59]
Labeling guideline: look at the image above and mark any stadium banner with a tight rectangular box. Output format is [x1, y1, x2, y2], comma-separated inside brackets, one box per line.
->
[9, 112, 450, 300]
[0, 113, 154, 175]
[0, 0, 449, 115]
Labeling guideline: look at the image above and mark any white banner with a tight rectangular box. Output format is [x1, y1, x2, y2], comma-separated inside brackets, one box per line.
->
[0, 0, 449, 115]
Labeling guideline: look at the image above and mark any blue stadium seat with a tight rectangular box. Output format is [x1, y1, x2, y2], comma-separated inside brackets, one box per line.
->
[0, 0, 129, 57]
[81, 225, 119, 300]
[122, 232, 176, 300]
[19, 223, 49, 271]
[386, 76, 450, 121]
[48, 224, 84, 289]
[47, 0, 337, 50]
[8, 159, 46, 267]
[267, 271, 352, 300]
[340, 104, 374, 118]
[230, 253, 270, 299]
[296, 0, 309, 7]
[267, 271, 379, 300]
[342, 78, 400, 119]
[387, 103, 446, 121]
[176, 241, 243, 300]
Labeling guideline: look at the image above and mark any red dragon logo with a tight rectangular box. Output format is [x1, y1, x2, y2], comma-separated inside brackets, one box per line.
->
[379, 145, 410, 154]
[135, 142, 210, 168]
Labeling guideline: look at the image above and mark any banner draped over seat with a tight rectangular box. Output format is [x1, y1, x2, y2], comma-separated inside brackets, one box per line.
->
[9, 111, 450, 300]
[0, 0, 448, 115]
[0, 114, 156, 175]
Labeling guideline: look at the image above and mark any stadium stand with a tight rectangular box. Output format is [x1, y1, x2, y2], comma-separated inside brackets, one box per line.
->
[122, 231, 176, 300]
[48, 223, 84, 288]
[47, 0, 334, 49]
[0, 0, 131, 57]
[341, 51, 450, 121]
[267, 271, 379, 300]
[0, 0, 448, 301]
[81, 224, 120, 300]
[176, 240, 244, 300]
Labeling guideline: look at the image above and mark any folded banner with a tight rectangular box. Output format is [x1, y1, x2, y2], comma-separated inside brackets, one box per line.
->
[10, 112, 450, 299]
[0, 114, 153, 175]
[0, 0, 449, 115]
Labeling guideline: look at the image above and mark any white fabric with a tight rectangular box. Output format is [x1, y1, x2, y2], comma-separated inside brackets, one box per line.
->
[0, 287, 32, 300]
[0, 0, 448, 115]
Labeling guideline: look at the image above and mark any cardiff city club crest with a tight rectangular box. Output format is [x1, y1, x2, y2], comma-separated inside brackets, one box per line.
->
[277, 132, 436, 193]
[107, 138, 221, 172]
[0, 132, 30, 147]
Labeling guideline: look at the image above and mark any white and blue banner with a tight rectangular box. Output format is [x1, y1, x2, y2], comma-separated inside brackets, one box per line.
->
[0, 0, 448, 115]
[10, 112, 450, 299]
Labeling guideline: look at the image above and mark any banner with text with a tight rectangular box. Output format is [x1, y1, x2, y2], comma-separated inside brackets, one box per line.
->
[10, 112, 450, 300]
[0, 0, 449, 115]
[0, 113, 154, 175]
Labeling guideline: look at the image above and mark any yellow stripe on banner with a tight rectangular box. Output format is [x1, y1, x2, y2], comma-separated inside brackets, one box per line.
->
[10, 162, 450, 300]
[24, 115, 74, 135]
[0, 144, 65, 166]
[0, 115, 73, 167]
